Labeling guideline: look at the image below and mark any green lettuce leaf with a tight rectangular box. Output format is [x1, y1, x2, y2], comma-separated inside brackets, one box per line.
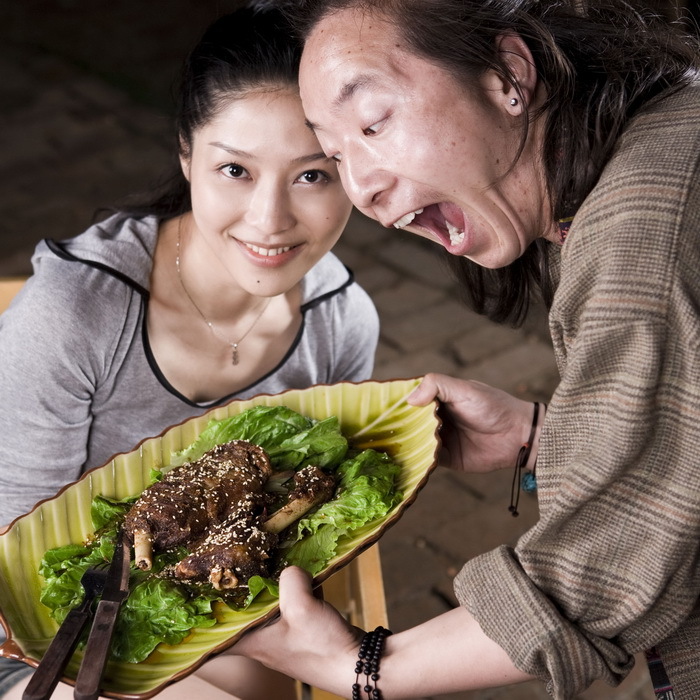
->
[171, 406, 314, 466]
[265, 416, 348, 470]
[283, 449, 402, 574]
[112, 578, 218, 663]
[38, 531, 119, 623]
[91, 495, 133, 531]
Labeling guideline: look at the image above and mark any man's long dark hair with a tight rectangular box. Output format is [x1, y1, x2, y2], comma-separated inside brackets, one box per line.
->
[289, 0, 700, 324]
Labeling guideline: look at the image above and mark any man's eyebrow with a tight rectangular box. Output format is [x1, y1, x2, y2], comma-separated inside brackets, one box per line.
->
[335, 74, 375, 107]
[306, 73, 376, 131]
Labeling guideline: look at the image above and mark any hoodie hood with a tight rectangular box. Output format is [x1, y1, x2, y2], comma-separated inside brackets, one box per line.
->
[33, 213, 158, 295]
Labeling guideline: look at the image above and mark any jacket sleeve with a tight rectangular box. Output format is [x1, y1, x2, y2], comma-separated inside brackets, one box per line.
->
[0, 260, 127, 526]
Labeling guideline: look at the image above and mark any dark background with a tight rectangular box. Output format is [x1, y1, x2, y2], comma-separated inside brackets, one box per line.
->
[0, 1, 246, 274]
[1, 0, 698, 275]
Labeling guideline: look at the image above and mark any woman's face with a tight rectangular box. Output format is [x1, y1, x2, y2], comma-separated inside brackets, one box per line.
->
[181, 88, 351, 297]
[300, 9, 551, 269]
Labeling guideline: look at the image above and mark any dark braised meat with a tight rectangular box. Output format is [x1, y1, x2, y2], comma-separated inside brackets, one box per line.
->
[174, 465, 336, 590]
[175, 492, 278, 590]
[263, 465, 336, 534]
[122, 441, 337, 592]
[123, 440, 273, 570]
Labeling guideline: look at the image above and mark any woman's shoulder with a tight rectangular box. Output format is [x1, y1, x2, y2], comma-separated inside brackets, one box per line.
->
[300, 252, 378, 336]
[6, 214, 156, 337]
[37, 212, 159, 293]
[301, 251, 373, 310]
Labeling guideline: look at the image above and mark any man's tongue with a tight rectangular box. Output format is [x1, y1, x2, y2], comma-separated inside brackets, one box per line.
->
[414, 203, 465, 246]
[437, 202, 465, 231]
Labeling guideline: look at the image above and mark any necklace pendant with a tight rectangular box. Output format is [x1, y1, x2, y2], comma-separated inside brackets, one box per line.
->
[231, 343, 239, 366]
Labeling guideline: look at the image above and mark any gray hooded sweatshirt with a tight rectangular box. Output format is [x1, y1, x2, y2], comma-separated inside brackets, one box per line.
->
[0, 213, 379, 525]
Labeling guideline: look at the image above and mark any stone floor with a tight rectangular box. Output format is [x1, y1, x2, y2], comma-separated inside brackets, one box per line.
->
[0, 3, 657, 698]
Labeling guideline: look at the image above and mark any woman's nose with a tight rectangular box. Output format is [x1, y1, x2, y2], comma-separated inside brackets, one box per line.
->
[244, 181, 295, 234]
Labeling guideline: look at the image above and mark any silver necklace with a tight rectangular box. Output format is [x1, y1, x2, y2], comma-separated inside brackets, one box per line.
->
[175, 229, 271, 366]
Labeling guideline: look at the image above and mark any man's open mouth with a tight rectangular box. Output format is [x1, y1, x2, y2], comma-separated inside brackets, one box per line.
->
[392, 203, 465, 247]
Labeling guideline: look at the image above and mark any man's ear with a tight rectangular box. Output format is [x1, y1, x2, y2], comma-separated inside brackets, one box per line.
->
[482, 33, 539, 114]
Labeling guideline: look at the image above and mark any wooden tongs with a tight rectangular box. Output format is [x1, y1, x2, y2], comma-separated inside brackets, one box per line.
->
[22, 530, 131, 700]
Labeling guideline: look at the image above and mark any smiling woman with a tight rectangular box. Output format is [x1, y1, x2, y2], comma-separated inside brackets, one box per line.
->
[0, 4, 378, 699]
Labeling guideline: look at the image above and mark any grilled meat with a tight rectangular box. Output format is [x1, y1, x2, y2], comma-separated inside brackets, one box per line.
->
[123, 441, 336, 591]
[263, 464, 336, 534]
[123, 440, 273, 570]
[174, 491, 276, 589]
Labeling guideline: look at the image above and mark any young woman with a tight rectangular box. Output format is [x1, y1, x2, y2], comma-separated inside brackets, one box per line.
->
[0, 5, 377, 699]
[0, 6, 377, 528]
[232, 0, 700, 698]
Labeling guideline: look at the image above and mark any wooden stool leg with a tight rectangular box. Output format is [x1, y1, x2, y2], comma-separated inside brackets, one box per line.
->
[300, 544, 388, 700]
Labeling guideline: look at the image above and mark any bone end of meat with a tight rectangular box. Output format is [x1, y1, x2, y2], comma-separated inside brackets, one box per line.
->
[263, 466, 335, 534]
[209, 565, 239, 591]
[134, 529, 153, 570]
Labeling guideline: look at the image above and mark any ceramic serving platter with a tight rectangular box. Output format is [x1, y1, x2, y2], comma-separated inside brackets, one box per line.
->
[0, 378, 440, 698]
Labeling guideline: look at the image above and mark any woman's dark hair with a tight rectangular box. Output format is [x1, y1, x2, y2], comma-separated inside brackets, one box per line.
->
[122, 5, 301, 219]
[289, 0, 700, 324]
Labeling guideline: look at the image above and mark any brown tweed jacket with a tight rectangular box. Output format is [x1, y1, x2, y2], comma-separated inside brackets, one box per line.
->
[454, 83, 700, 698]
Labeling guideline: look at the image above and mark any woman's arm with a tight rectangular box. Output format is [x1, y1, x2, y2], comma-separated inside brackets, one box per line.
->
[0, 264, 106, 524]
[233, 567, 533, 699]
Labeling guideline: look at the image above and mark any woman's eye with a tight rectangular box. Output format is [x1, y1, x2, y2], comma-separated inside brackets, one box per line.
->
[363, 118, 386, 136]
[297, 169, 329, 184]
[222, 163, 248, 179]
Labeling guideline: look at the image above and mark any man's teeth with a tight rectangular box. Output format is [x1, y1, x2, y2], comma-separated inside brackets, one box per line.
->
[246, 244, 292, 257]
[447, 221, 465, 246]
[393, 208, 424, 229]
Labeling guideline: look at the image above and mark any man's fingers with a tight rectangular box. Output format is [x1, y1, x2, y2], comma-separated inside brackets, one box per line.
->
[407, 373, 444, 405]
[278, 566, 316, 615]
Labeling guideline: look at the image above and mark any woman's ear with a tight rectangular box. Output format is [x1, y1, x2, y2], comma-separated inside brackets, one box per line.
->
[482, 33, 539, 115]
[179, 134, 192, 182]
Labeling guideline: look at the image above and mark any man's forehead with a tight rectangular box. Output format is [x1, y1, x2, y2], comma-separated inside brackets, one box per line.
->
[302, 6, 399, 66]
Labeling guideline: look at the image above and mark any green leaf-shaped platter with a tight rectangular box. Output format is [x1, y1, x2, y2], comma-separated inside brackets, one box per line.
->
[0, 378, 440, 698]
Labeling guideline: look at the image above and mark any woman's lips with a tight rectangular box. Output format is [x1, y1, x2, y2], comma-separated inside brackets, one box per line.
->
[236, 239, 303, 266]
[245, 243, 292, 257]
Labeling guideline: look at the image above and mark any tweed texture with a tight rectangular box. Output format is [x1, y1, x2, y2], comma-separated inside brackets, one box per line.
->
[454, 83, 700, 698]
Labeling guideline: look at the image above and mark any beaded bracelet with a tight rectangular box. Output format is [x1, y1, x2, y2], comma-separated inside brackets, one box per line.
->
[509, 401, 540, 517]
[352, 626, 393, 700]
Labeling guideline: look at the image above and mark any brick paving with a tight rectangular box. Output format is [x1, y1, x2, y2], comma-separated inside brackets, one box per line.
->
[0, 4, 654, 698]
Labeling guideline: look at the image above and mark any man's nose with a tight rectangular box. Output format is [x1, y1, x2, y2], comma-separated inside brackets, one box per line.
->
[340, 152, 395, 212]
